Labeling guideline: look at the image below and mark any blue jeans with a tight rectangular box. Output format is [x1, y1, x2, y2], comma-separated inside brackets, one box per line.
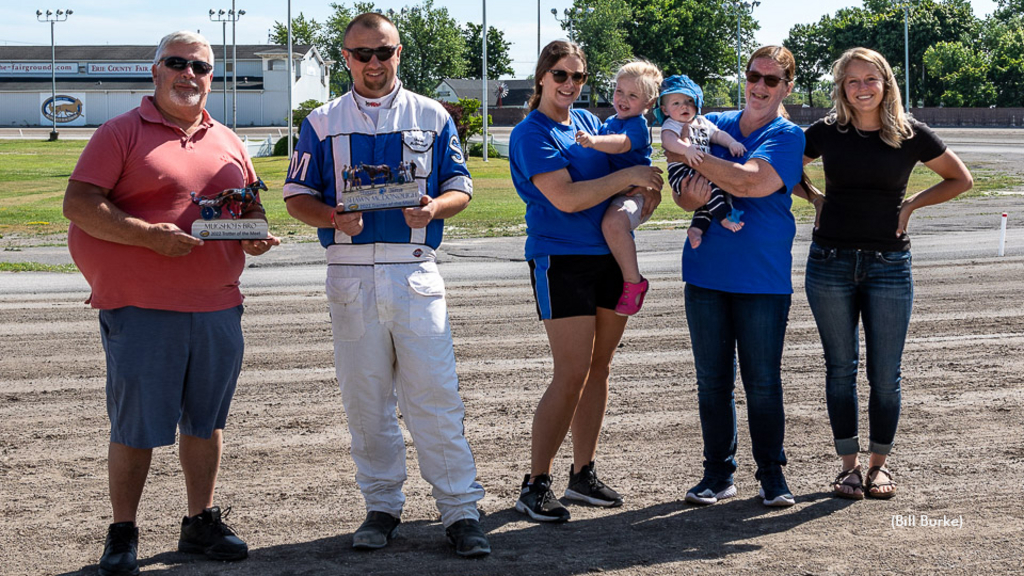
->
[684, 284, 791, 482]
[804, 242, 913, 457]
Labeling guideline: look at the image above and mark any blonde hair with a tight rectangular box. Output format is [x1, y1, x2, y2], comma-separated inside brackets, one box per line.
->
[615, 59, 663, 107]
[826, 47, 914, 148]
[528, 40, 587, 111]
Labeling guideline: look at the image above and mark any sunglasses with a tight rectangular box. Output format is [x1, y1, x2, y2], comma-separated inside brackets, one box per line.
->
[548, 69, 588, 85]
[344, 45, 399, 63]
[160, 57, 213, 76]
[745, 70, 789, 88]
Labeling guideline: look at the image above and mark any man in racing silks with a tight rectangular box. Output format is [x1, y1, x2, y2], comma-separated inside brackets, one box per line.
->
[282, 11, 489, 558]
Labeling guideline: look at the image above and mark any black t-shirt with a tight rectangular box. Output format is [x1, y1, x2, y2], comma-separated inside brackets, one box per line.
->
[804, 118, 946, 251]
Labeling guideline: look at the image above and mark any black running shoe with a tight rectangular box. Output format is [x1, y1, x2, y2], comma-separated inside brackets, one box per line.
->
[515, 473, 570, 523]
[177, 506, 248, 561]
[445, 518, 491, 558]
[564, 461, 623, 507]
[684, 477, 737, 505]
[99, 521, 139, 576]
[352, 511, 401, 550]
[756, 468, 796, 507]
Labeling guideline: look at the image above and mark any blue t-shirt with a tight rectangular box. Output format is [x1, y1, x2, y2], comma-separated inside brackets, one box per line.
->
[510, 108, 614, 260]
[600, 114, 652, 170]
[681, 110, 805, 294]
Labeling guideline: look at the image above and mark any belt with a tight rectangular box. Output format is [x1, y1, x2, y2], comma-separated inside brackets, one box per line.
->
[326, 243, 436, 265]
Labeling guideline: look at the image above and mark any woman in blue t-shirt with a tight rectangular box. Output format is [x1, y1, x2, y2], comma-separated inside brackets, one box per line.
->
[798, 48, 972, 501]
[670, 46, 805, 508]
[508, 40, 664, 523]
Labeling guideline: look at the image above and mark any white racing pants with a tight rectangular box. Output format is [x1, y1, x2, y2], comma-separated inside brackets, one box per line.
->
[327, 260, 484, 527]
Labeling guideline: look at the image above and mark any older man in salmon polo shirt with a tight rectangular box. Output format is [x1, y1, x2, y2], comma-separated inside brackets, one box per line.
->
[62, 30, 278, 576]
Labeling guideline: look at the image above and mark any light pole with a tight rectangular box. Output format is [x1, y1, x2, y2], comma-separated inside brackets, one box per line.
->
[550, 6, 593, 44]
[232, 3, 244, 131]
[287, 0, 293, 159]
[482, 0, 488, 162]
[537, 0, 541, 56]
[729, 0, 759, 111]
[209, 9, 229, 125]
[209, 7, 244, 129]
[896, 0, 913, 112]
[36, 8, 72, 141]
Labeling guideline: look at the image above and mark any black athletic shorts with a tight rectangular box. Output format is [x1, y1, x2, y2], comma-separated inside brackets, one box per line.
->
[528, 253, 624, 320]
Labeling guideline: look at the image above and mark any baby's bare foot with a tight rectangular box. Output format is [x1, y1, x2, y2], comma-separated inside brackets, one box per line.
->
[687, 227, 703, 249]
[720, 218, 744, 233]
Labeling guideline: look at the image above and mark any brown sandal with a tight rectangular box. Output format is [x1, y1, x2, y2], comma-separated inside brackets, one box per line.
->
[865, 465, 896, 499]
[831, 465, 865, 500]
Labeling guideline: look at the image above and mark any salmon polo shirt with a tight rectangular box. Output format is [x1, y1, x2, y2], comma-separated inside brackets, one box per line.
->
[68, 96, 258, 312]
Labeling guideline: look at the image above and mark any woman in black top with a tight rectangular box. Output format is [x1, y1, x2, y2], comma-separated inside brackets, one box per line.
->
[797, 47, 973, 500]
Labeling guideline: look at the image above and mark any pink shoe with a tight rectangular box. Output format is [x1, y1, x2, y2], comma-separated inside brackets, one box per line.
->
[615, 278, 649, 316]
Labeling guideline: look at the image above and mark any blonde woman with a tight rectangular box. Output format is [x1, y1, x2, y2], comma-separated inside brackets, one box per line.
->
[798, 47, 972, 500]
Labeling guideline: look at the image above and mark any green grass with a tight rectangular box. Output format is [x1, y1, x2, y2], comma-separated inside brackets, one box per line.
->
[0, 261, 78, 273]
[0, 139, 1018, 243]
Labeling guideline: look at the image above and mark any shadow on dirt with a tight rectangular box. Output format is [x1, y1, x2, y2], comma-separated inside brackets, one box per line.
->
[58, 491, 853, 576]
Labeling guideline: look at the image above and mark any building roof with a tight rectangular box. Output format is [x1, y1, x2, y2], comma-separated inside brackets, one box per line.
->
[0, 44, 314, 62]
[437, 78, 534, 107]
[0, 78, 264, 91]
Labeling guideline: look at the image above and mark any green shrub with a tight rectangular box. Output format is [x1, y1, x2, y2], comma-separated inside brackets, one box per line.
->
[272, 135, 291, 157]
[273, 99, 324, 156]
[469, 142, 501, 158]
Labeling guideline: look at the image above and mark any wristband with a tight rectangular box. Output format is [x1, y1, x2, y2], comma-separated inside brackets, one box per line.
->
[330, 210, 339, 230]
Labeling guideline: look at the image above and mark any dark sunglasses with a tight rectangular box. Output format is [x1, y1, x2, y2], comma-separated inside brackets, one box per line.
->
[344, 45, 398, 63]
[745, 70, 788, 88]
[160, 56, 214, 76]
[548, 69, 588, 85]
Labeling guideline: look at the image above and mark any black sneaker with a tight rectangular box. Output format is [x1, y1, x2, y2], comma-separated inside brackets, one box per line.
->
[445, 518, 491, 558]
[177, 506, 248, 561]
[515, 473, 570, 523]
[352, 511, 401, 550]
[684, 477, 737, 505]
[564, 462, 623, 507]
[98, 521, 139, 576]
[756, 468, 795, 507]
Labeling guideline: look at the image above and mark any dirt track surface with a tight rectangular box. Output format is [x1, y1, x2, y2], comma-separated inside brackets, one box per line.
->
[2, 191, 1024, 576]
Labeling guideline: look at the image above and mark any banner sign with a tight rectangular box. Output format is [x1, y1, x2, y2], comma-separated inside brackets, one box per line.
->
[40, 93, 86, 126]
[0, 62, 78, 74]
[87, 62, 152, 75]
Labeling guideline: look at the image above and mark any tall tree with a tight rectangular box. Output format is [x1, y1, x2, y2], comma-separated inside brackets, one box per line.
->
[922, 41, 996, 106]
[993, 0, 1024, 21]
[570, 0, 633, 102]
[627, 0, 757, 88]
[392, 0, 467, 95]
[790, 0, 980, 107]
[784, 20, 832, 107]
[270, 12, 324, 46]
[461, 23, 515, 79]
[982, 14, 1024, 107]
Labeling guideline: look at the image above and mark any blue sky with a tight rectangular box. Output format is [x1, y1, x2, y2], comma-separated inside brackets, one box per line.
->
[0, 0, 1001, 78]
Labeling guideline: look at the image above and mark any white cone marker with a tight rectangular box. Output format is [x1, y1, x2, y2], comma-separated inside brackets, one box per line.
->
[999, 212, 1007, 257]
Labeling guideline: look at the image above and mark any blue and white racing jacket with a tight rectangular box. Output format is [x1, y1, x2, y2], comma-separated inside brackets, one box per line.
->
[283, 81, 472, 264]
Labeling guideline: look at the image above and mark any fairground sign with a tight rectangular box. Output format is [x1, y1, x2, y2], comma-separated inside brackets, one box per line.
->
[40, 94, 86, 125]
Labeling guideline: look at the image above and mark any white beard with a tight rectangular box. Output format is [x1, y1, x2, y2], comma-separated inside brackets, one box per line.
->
[169, 87, 202, 107]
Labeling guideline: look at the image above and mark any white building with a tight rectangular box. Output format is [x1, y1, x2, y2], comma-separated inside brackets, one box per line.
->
[434, 77, 606, 109]
[0, 44, 330, 127]
[434, 78, 535, 108]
